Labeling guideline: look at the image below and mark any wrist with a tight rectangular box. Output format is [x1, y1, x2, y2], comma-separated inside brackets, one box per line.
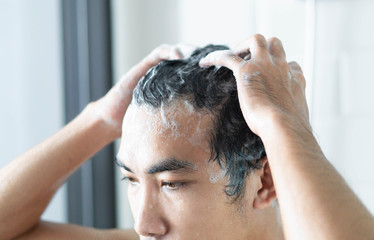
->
[261, 113, 323, 161]
[82, 102, 121, 142]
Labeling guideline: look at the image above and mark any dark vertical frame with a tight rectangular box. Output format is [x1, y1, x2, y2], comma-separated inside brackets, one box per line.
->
[61, 0, 116, 228]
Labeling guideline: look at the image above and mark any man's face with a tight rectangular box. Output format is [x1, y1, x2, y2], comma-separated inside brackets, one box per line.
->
[117, 101, 261, 239]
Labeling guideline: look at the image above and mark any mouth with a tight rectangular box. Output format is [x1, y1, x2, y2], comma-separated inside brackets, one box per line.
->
[139, 235, 169, 240]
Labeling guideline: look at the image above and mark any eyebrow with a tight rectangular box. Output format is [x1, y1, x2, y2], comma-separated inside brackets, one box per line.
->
[115, 157, 197, 174]
[115, 157, 133, 173]
[147, 158, 196, 174]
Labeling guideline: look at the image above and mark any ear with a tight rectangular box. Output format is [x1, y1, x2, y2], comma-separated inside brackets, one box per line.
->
[253, 157, 277, 209]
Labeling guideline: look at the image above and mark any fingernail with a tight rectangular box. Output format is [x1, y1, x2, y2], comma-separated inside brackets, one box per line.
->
[199, 58, 209, 67]
[171, 53, 180, 60]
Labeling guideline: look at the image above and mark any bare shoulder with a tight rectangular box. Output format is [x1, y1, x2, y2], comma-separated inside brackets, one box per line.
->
[15, 221, 139, 240]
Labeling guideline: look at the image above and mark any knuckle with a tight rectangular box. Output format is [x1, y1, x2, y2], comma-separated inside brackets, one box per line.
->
[230, 53, 242, 61]
[289, 61, 302, 71]
[268, 37, 282, 45]
[150, 44, 181, 61]
[207, 50, 231, 61]
[252, 34, 267, 47]
[299, 77, 307, 89]
[291, 72, 306, 90]
[278, 60, 289, 69]
[253, 33, 265, 41]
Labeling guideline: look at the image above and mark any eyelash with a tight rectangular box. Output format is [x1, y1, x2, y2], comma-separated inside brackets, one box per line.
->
[121, 176, 136, 182]
[162, 181, 185, 191]
[121, 177, 185, 191]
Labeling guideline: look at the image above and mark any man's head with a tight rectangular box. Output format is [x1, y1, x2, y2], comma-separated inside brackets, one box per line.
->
[117, 45, 278, 239]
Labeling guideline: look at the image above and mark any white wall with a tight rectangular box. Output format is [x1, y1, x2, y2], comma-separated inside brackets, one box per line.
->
[0, 0, 66, 223]
[178, 0, 256, 47]
[312, 0, 374, 214]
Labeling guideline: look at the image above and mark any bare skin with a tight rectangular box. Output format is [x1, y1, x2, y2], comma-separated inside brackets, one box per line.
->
[0, 34, 373, 240]
[0, 44, 184, 240]
[116, 102, 282, 239]
[200, 34, 374, 240]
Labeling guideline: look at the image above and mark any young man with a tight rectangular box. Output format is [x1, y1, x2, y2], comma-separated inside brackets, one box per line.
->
[116, 44, 280, 239]
[1, 35, 373, 240]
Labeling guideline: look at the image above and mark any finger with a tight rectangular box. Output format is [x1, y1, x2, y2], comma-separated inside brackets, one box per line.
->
[175, 43, 198, 58]
[288, 61, 306, 90]
[267, 37, 286, 61]
[199, 50, 245, 73]
[148, 44, 183, 63]
[289, 61, 303, 73]
[170, 47, 183, 60]
[234, 34, 270, 61]
[233, 38, 251, 59]
[235, 47, 251, 61]
[119, 45, 183, 90]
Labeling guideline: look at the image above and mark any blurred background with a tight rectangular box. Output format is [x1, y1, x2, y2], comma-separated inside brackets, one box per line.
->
[1, 0, 373, 230]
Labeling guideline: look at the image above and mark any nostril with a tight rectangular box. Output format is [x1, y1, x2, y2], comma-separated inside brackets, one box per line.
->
[134, 190, 168, 237]
[134, 210, 168, 237]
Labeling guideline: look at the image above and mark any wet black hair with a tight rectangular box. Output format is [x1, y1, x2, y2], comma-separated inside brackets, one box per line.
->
[133, 45, 266, 200]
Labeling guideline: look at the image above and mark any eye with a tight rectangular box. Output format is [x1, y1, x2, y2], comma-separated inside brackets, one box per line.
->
[121, 176, 138, 185]
[162, 181, 185, 191]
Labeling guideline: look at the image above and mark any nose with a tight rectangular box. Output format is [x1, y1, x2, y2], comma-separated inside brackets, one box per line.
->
[134, 190, 168, 237]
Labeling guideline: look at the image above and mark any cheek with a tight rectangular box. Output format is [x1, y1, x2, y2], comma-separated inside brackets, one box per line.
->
[127, 185, 139, 218]
[127, 181, 249, 238]
[163, 183, 230, 227]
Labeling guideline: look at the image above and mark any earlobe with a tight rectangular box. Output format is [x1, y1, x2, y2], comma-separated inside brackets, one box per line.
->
[253, 157, 277, 209]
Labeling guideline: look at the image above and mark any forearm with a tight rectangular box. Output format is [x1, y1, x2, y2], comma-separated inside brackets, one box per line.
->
[0, 102, 117, 240]
[15, 221, 139, 240]
[264, 117, 374, 240]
